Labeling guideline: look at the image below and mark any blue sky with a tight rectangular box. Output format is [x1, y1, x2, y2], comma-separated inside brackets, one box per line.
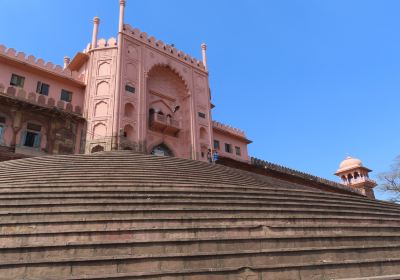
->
[1, 0, 399, 200]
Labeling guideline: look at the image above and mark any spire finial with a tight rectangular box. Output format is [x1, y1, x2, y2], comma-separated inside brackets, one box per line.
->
[201, 43, 207, 70]
[91, 16, 100, 49]
[118, 0, 126, 33]
[63, 56, 70, 69]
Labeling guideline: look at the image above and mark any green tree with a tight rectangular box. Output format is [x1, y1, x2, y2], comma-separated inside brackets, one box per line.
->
[379, 156, 400, 203]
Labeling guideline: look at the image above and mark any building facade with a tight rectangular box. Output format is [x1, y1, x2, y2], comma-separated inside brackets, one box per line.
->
[0, 0, 251, 163]
[0, 0, 377, 199]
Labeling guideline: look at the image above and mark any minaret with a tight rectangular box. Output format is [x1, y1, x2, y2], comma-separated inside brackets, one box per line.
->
[201, 43, 207, 70]
[118, 0, 126, 33]
[63, 56, 70, 69]
[91, 16, 100, 49]
[335, 156, 377, 199]
[112, 0, 126, 150]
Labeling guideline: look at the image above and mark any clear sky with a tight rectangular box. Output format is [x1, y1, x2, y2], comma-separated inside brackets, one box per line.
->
[1, 0, 399, 200]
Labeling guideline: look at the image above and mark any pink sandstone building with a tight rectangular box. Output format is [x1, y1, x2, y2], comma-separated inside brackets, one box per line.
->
[0, 0, 250, 163]
[0, 1, 376, 198]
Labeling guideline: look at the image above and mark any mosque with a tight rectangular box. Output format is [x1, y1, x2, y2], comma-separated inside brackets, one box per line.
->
[1, 2, 398, 279]
[0, 0, 251, 163]
[0, 1, 376, 198]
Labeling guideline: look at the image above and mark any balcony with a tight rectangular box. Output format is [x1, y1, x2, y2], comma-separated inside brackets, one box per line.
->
[149, 113, 181, 136]
[342, 177, 376, 186]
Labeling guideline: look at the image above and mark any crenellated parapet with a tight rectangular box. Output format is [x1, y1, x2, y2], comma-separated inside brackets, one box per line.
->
[212, 121, 247, 138]
[0, 44, 85, 83]
[123, 24, 206, 71]
[84, 37, 118, 52]
[250, 157, 365, 196]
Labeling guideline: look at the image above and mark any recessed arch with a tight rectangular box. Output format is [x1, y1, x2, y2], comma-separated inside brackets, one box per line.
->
[199, 127, 207, 140]
[123, 124, 134, 140]
[124, 103, 134, 118]
[93, 123, 107, 139]
[96, 81, 110, 96]
[98, 62, 111, 76]
[147, 63, 190, 93]
[94, 101, 108, 117]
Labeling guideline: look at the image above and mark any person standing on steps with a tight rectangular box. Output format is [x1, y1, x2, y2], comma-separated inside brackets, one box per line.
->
[212, 150, 219, 164]
[207, 149, 212, 163]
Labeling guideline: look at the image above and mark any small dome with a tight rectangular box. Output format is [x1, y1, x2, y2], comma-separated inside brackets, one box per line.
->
[335, 156, 373, 175]
[339, 156, 363, 170]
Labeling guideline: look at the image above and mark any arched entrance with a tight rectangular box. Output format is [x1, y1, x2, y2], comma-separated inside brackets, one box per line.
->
[150, 143, 174, 157]
[146, 65, 191, 158]
[91, 145, 104, 153]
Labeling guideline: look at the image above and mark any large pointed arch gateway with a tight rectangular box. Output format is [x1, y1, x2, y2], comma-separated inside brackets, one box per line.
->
[150, 143, 174, 157]
[145, 64, 192, 158]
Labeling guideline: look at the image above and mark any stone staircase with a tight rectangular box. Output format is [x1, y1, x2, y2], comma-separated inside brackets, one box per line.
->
[0, 146, 27, 162]
[0, 151, 399, 280]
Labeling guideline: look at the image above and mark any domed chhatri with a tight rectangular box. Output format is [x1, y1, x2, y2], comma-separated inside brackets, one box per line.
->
[335, 156, 376, 199]
[338, 156, 363, 171]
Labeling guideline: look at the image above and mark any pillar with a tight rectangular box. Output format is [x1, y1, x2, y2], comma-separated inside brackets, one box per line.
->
[201, 43, 207, 70]
[91, 17, 100, 49]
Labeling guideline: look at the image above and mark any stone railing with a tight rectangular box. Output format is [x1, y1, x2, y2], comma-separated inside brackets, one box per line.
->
[123, 24, 206, 71]
[343, 177, 377, 186]
[212, 121, 247, 138]
[250, 157, 364, 196]
[0, 84, 82, 116]
[0, 44, 85, 83]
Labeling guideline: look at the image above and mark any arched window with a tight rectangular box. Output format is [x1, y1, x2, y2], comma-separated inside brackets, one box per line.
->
[348, 174, 353, 183]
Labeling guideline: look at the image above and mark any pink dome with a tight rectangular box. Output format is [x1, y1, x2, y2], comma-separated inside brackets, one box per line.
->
[339, 156, 363, 170]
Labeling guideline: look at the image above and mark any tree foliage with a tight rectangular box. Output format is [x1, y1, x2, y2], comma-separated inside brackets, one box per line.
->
[378, 156, 400, 203]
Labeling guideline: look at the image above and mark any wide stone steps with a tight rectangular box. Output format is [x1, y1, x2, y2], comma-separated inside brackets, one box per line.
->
[0, 225, 265, 246]
[2, 232, 400, 256]
[2, 214, 400, 229]
[1, 244, 400, 280]
[50, 258, 400, 280]
[1, 199, 399, 217]
[0, 194, 398, 212]
[2, 206, 400, 226]
[0, 186, 398, 215]
[1, 221, 399, 237]
[1, 151, 400, 279]
[337, 275, 400, 280]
